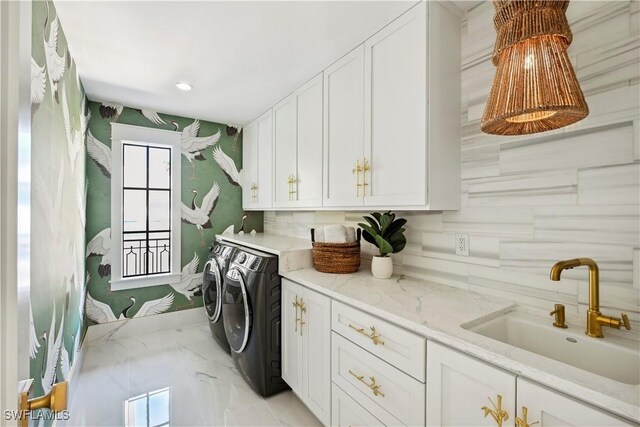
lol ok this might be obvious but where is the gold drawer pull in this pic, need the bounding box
[515,406,538,427]
[348,323,385,345]
[481,394,509,427]
[348,370,385,397]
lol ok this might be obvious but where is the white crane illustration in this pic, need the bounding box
[181,182,220,245]
[212,146,242,186]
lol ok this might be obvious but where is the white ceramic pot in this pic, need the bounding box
[371,256,393,279]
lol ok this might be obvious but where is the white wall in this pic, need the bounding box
[265,1,640,320]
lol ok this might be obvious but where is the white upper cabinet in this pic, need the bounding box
[273,94,298,208]
[364,2,427,207]
[244,0,461,211]
[323,46,366,208]
[294,74,324,208]
[322,1,460,210]
[273,74,324,209]
[242,120,259,209]
[242,110,273,210]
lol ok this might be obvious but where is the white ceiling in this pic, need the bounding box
[54,1,436,126]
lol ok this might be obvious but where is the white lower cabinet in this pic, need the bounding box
[281,279,331,426]
[426,341,516,426]
[332,333,424,426]
[426,341,637,427]
[281,283,635,427]
[332,383,385,427]
[516,378,633,426]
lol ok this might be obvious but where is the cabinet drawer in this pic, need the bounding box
[332,301,426,381]
[332,383,386,427]
[332,333,425,426]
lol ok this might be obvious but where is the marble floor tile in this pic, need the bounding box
[63,321,321,427]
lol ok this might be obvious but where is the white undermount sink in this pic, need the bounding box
[463,308,640,385]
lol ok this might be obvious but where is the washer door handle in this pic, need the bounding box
[228,267,251,354]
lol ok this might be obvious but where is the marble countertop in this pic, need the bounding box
[284,268,640,423]
[216,233,313,274]
[216,233,639,422]
[216,233,312,255]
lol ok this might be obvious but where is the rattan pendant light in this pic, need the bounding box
[481,0,589,135]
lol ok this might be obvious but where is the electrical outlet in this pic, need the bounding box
[455,234,469,256]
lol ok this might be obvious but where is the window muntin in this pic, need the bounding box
[111,123,181,290]
[122,143,172,278]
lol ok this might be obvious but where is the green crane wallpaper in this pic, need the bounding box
[30,0,88,399]
[85,102,263,325]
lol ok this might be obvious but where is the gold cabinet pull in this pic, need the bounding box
[19,379,68,427]
[352,160,363,197]
[250,182,258,202]
[348,370,385,397]
[292,295,302,333]
[298,298,306,336]
[481,394,509,427]
[515,406,539,427]
[348,323,385,345]
[287,174,297,201]
[362,158,370,195]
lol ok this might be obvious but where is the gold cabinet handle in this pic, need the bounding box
[362,158,370,196]
[348,323,385,345]
[348,370,385,397]
[292,295,300,332]
[299,298,306,336]
[19,379,68,427]
[287,174,297,201]
[352,160,363,197]
[481,394,509,427]
[515,406,539,427]
[250,182,258,202]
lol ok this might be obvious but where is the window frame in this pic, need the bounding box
[110,123,182,290]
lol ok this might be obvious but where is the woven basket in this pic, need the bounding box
[311,228,361,274]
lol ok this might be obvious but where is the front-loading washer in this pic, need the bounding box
[202,241,236,353]
[222,246,288,397]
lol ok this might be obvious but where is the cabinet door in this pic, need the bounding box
[323,46,365,207]
[255,110,273,209]
[295,74,324,208]
[426,341,516,426]
[364,2,426,207]
[273,94,297,208]
[281,280,303,395]
[301,287,331,426]
[241,120,259,209]
[332,384,384,427]
[517,378,634,426]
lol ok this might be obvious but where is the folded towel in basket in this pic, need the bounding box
[324,224,347,243]
[345,226,356,243]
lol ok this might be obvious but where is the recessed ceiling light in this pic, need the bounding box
[176,82,192,91]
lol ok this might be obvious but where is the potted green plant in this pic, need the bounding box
[358,211,407,279]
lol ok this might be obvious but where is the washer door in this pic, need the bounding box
[223,268,251,353]
[202,259,223,323]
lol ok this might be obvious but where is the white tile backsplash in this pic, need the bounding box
[265,1,640,320]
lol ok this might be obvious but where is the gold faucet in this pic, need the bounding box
[550,258,631,338]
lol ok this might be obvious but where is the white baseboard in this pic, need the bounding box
[85,307,207,343]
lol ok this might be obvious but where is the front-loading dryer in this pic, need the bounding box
[202,241,236,353]
[222,247,288,397]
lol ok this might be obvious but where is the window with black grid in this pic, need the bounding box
[122,142,172,278]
